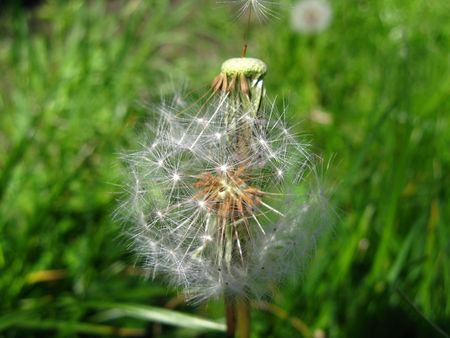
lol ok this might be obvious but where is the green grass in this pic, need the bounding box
[0,0,449,337]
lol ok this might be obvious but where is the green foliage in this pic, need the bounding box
[0,0,448,337]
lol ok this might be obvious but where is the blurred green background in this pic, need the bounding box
[0,0,449,337]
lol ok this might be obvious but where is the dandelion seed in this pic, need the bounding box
[291,0,332,34]
[220,0,279,21]
[219,164,229,173]
[172,172,180,182]
[197,117,206,125]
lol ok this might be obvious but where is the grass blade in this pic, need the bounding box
[86,301,226,332]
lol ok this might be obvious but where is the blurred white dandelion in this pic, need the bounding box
[121,57,331,303]
[291,0,332,34]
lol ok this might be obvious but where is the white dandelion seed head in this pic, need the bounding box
[291,0,332,34]
[120,65,332,302]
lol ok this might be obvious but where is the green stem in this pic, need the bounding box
[225,296,251,338]
[236,298,251,338]
[225,295,236,338]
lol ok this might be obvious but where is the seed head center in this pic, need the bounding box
[193,167,264,221]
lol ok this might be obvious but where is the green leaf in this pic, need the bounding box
[86,301,226,332]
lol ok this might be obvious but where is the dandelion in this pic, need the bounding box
[122,56,331,337]
[220,0,279,21]
[124,58,330,332]
[291,0,332,34]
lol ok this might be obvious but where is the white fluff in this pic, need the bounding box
[291,0,332,34]
[121,89,331,303]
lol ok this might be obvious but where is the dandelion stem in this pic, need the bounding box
[242,7,252,57]
[225,296,251,338]
[225,295,237,338]
[220,56,267,338]
[236,298,251,338]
